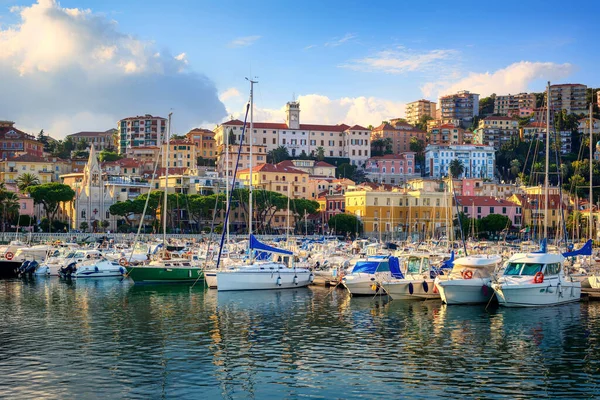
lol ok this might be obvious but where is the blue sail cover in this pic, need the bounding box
[389,256,404,279]
[533,238,548,254]
[351,261,380,274]
[563,239,593,257]
[249,234,293,255]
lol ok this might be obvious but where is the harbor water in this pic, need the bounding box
[1,278,599,399]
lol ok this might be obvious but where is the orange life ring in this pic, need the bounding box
[433,284,439,294]
[534,272,544,284]
[462,270,473,279]
[5,252,14,260]
[119,258,128,267]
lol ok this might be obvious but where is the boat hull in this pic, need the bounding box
[589,275,600,289]
[126,266,204,284]
[436,278,493,305]
[0,261,22,278]
[342,274,382,296]
[217,270,312,291]
[382,279,440,300]
[493,281,581,307]
[205,271,217,288]
[73,264,126,279]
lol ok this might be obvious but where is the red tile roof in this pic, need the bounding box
[68,130,115,137]
[348,124,369,131]
[238,163,309,175]
[525,122,547,128]
[102,158,142,168]
[456,196,518,207]
[5,154,48,163]
[315,161,335,167]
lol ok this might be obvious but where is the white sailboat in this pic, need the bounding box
[491,82,581,307]
[216,79,313,291]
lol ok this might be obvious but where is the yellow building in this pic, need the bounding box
[162,139,198,169]
[237,162,310,199]
[509,193,564,230]
[0,154,70,184]
[186,128,217,160]
[344,186,453,237]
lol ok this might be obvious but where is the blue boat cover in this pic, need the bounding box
[563,239,593,257]
[253,250,273,261]
[249,234,293,255]
[533,238,548,254]
[389,256,404,279]
[351,261,380,274]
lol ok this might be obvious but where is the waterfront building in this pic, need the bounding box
[0,121,44,159]
[117,114,167,155]
[509,193,567,231]
[371,120,426,154]
[439,90,479,124]
[186,128,217,161]
[549,83,588,116]
[474,116,519,149]
[0,153,71,184]
[455,196,522,228]
[67,129,117,152]
[364,153,419,184]
[424,144,495,179]
[494,93,536,116]
[237,162,310,199]
[405,100,437,126]
[214,101,371,167]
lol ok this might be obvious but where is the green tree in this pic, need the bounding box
[479,95,495,116]
[449,159,464,178]
[291,199,320,220]
[509,159,521,177]
[80,221,89,232]
[27,183,76,229]
[101,220,110,231]
[336,163,356,179]
[415,115,434,131]
[315,146,325,161]
[328,213,362,236]
[0,186,19,232]
[15,173,40,192]
[98,150,123,162]
[267,146,290,163]
[109,200,145,225]
[409,137,426,167]
[76,138,88,151]
[480,214,511,234]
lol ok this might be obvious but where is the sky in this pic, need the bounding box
[1,0,598,139]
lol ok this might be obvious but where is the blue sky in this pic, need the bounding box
[0,0,598,136]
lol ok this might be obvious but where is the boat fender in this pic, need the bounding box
[276,276,282,286]
[5,252,14,260]
[557,282,563,298]
[433,284,439,294]
[534,272,544,284]
[293,275,298,285]
[95,266,99,272]
[408,282,414,295]
[119,267,126,275]
[422,281,429,293]
[309,273,314,283]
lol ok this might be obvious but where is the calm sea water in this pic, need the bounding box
[0,278,599,399]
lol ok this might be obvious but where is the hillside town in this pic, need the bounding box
[1,84,599,240]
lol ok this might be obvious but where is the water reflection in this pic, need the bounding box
[0,280,599,399]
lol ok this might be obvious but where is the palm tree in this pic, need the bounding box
[0,189,19,232]
[509,159,521,177]
[316,146,325,161]
[449,159,464,179]
[15,173,40,193]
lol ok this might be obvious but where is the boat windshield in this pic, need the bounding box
[407,257,422,274]
[504,262,544,276]
[375,262,390,272]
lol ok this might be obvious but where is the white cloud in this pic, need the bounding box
[325,33,356,47]
[342,48,457,74]
[219,87,242,102]
[421,61,575,98]
[224,94,405,128]
[0,0,226,138]
[228,35,261,48]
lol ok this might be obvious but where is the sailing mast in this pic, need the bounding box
[544,82,550,241]
[590,100,594,239]
[163,112,172,253]
[246,78,257,238]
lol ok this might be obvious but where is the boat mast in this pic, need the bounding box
[590,100,594,239]
[225,118,230,245]
[164,112,172,250]
[544,81,550,240]
[246,78,257,238]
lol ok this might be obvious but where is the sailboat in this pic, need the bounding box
[126,113,204,284]
[216,79,313,291]
[491,82,581,307]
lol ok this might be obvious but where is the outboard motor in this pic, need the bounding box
[24,261,39,275]
[17,261,30,277]
[59,262,77,278]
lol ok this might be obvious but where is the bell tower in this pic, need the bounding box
[286,101,300,130]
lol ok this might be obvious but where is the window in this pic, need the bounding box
[490,207,494,214]
[477,207,481,213]
[502,207,507,214]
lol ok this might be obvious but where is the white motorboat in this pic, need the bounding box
[342,256,397,296]
[36,249,103,276]
[380,252,449,300]
[71,258,126,278]
[435,254,503,305]
[492,252,581,307]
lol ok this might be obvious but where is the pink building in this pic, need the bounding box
[3,182,35,218]
[455,196,522,227]
[364,153,419,184]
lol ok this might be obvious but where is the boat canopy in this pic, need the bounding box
[249,235,293,255]
[389,256,403,279]
[562,239,592,258]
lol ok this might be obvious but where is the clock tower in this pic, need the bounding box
[286,101,300,130]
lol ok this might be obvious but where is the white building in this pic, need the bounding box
[214,101,370,167]
[425,144,495,179]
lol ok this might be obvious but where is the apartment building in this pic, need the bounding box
[237,162,310,199]
[428,124,465,145]
[117,114,167,154]
[425,144,495,179]
[371,120,426,154]
[0,121,44,159]
[162,139,197,169]
[186,128,217,160]
[0,154,71,184]
[67,129,117,151]
[455,196,522,227]
[364,153,419,184]
[494,93,536,116]
[474,116,519,149]
[549,84,588,115]
[214,102,371,167]
[439,90,479,124]
[405,100,437,125]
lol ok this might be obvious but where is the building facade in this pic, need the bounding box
[405,100,437,125]
[187,128,216,161]
[364,153,419,184]
[494,93,536,116]
[0,121,44,159]
[237,163,311,199]
[425,144,495,179]
[67,129,117,151]
[439,90,479,124]
[371,121,426,154]
[475,116,519,149]
[117,114,167,155]
[549,84,588,116]
[0,154,71,184]
[214,102,371,167]
[455,196,522,228]
[428,124,465,145]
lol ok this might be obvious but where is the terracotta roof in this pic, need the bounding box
[315,161,335,167]
[455,196,518,207]
[550,83,585,87]
[221,119,353,133]
[483,116,517,121]
[0,126,36,140]
[168,139,195,145]
[238,163,309,175]
[348,124,369,131]
[68,130,115,137]
[525,122,547,128]
[102,158,142,168]
[512,194,566,209]
[5,153,48,163]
